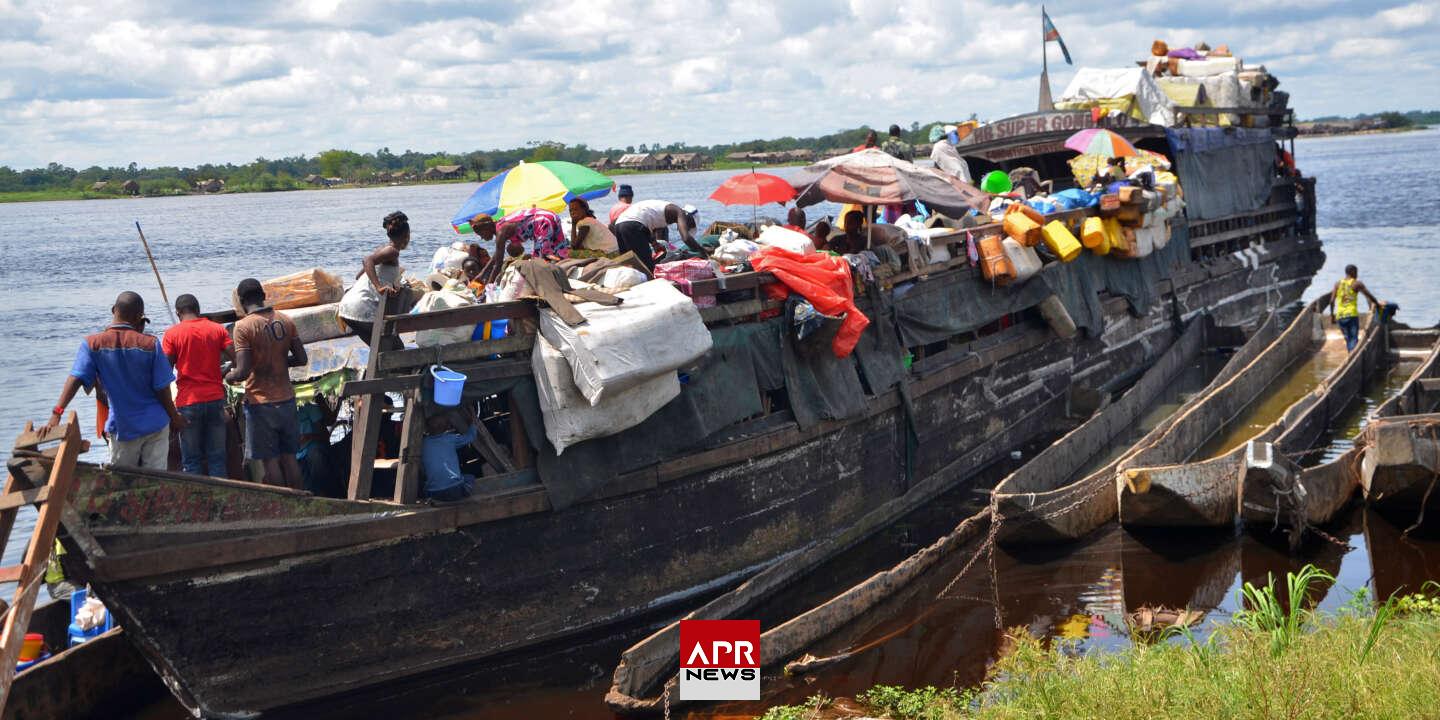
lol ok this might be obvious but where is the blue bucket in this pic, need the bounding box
[431,365,466,406]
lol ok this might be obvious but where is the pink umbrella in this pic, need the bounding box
[1064,128,1139,158]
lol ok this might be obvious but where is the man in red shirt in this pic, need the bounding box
[162,294,234,476]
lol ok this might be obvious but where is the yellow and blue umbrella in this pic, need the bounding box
[450,160,614,233]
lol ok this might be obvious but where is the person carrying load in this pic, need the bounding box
[1328,264,1384,352]
[614,199,705,271]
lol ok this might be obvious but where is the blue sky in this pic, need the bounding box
[1,0,1435,169]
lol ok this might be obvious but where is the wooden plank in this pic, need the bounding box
[340,358,532,398]
[686,272,776,296]
[0,486,49,513]
[0,566,22,584]
[0,414,82,707]
[1188,217,1293,249]
[699,299,783,325]
[471,423,515,474]
[89,485,552,582]
[509,394,533,469]
[387,301,537,334]
[378,333,535,372]
[347,301,393,501]
[393,391,425,505]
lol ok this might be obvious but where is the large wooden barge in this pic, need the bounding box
[9,108,1324,717]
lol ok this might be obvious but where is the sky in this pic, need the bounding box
[1,0,1436,169]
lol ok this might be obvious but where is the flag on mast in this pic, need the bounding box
[1042,9,1072,65]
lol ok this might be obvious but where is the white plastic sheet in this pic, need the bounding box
[531,334,679,455]
[538,279,712,406]
[1059,67,1178,126]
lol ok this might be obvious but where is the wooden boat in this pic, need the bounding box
[2,599,164,720]
[1117,296,1379,528]
[1242,326,1440,540]
[21,108,1324,717]
[992,316,1244,545]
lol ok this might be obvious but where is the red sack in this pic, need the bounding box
[751,246,869,358]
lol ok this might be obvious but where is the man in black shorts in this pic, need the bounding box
[225,278,308,488]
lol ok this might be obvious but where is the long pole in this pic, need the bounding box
[134,221,177,324]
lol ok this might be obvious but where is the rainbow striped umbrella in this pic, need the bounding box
[450,160,614,233]
[1063,128,1139,159]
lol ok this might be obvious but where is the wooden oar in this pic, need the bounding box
[134,221,176,325]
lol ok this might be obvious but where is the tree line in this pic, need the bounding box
[0,122,940,197]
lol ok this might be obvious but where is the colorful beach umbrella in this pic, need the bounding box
[1067,149,1172,186]
[450,160,613,232]
[1063,128,1139,158]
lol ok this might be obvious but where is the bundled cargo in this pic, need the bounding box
[538,280,712,406]
[287,303,350,344]
[233,268,343,314]
[532,334,680,455]
[755,225,815,255]
[411,289,477,347]
[654,259,719,308]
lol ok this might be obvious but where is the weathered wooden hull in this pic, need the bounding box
[1361,414,1440,517]
[40,237,1322,717]
[1238,312,1389,533]
[993,318,1210,545]
[1118,297,1335,527]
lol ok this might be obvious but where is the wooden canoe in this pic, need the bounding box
[1118,296,1380,528]
[1242,326,1440,540]
[993,316,1236,545]
[1357,332,1440,525]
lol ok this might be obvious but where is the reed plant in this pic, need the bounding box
[1231,564,1334,656]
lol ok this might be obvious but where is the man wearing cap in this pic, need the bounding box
[225,278,308,489]
[47,291,185,468]
[614,199,705,271]
[162,294,235,476]
[608,184,634,225]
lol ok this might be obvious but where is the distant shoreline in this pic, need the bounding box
[0,160,809,205]
[1295,125,1429,139]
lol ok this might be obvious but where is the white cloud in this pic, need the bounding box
[0,0,1434,168]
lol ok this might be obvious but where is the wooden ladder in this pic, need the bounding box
[0,414,84,708]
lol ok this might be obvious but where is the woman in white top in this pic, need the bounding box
[568,198,619,258]
[339,210,409,349]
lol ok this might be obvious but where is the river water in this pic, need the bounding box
[0,129,1437,718]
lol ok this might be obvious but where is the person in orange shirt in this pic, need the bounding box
[161,294,235,476]
[226,278,308,488]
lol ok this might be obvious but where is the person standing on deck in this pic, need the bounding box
[880,124,914,162]
[608,184,634,225]
[47,291,184,468]
[226,278,308,489]
[931,125,974,184]
[614,199,705,271]
[1329,264,1383,352]
[339,211,410,350]
[161,294,234,476]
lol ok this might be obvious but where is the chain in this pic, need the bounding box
[662,683,671,720]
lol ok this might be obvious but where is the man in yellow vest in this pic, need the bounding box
[1328,264,1382,351]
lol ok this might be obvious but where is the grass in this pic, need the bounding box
[757,566,1440,720]
[0,189,116,203]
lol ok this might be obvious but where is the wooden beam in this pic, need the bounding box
[378,333,535,372]
[89,484,552,582]
[347,300,393,501]
[508,394,533,470]
[0,566,22,584]
[0,486,49,513]
[471,423,515,474]
[340,358,532,398]
[387,300,537,334]
[393,391,425,505]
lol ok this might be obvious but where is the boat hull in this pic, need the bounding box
[48,237,1323,717]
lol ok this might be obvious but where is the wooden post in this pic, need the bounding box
[508,394,533,469]
[347,299,393,500]
[0,414,82,710]
[393,390,425,504]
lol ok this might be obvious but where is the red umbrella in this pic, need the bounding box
[710,170,797,226]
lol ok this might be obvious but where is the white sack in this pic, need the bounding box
[601,267,649,290]
[714,239,761,264]
[430,242,470,275]
[411,289,476,347]
[531,334,679,455]
[1058,67,1177,126]
[1177,56,1241,78]
[539,279,712,406]
[755,225,815,255]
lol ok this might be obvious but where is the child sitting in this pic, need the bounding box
[421,407,478,502]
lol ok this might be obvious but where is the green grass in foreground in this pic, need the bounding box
[760,571,1440,720]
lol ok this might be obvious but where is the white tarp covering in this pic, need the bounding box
[1059,67,1178,126]
[531,334,680,455]
[538,279,713,406]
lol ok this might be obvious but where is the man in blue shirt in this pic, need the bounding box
[48,291,184,468]
[421,408,477,502]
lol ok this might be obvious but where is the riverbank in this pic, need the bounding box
[1295,125,1429,139]
[758,574,1440,720]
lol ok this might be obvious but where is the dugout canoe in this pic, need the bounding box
[1118,296,1377,528]
[1242,325,1440,542]
[991,315,1244,545]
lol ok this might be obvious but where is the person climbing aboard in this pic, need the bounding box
[1328,264,1384,352]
